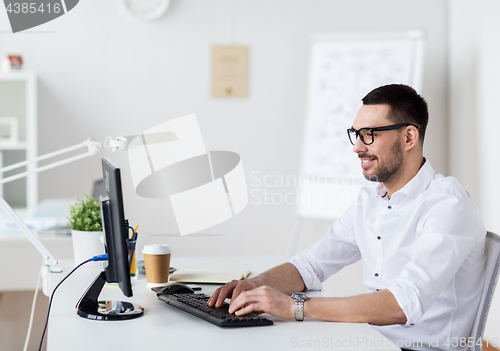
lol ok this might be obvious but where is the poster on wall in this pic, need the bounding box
[211,45,249,98]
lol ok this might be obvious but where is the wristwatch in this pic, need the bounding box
[291,292,308,321]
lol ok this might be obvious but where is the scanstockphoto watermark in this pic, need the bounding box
[289,337,500,349]
[249,171,373,206]
[289,336,396,348]
[3,0,79,33]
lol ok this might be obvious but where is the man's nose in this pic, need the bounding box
[352,135,368,154]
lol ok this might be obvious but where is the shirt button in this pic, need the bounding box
[377,236,381,240]
[374,273,379,277]
[388,205,392,210]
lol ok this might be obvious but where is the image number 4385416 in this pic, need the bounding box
[3,0,79,33]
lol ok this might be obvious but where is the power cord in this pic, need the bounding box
[23,264,42,351]
[38,254,108,351]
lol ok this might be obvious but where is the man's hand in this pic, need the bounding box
[228,285,295,320]
[208,281,296,320]
[207,279,258,308]
[207,263,306,319]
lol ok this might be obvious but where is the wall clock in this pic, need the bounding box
[123,0,170,21]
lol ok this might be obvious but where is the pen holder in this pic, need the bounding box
[128,239,138,279]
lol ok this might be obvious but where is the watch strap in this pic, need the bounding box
[294,298,304,321]
[292,292,307,321]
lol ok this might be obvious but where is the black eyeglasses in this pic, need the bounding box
[347,123,419,146]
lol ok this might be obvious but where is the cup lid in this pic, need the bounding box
[142,244,172,255]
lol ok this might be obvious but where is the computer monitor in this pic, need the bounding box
[76,157,144,321]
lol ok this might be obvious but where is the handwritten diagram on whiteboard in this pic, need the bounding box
[297,31,425,220]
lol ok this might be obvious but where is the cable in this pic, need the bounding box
[23,264,42,351]
[38,254,108,351]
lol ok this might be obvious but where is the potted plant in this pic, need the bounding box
[68,195,105,265]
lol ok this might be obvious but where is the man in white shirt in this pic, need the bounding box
[208,84,486,350]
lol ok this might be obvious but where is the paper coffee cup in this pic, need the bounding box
[143,244,172,288]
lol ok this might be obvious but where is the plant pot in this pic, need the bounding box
[71,230,105,265]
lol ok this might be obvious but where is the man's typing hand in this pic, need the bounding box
[207,279,258,308]
[207,263,306,319]
[228,285,295,320]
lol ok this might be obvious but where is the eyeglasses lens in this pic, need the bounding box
[348,129,373,145]
[348,130,356,145]
[360,129,373,145]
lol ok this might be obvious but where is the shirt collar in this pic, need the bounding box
[375,182,389,198]
[374,159,435,200]
[394,159,436,199]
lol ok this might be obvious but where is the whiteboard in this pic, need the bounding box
[296,31,425,220]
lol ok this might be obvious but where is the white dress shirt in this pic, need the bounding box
[288,160,486,351]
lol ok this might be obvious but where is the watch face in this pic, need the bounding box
[123,0,170,21]
[292,292,308,300]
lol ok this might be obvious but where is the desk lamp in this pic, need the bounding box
[0,136,151,295]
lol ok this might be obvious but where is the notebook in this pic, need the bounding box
[169,267,251,284]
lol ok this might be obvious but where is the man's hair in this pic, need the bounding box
[362,84,429,145]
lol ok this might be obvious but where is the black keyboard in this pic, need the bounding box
[157,292,274,328]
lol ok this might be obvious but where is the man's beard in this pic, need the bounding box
[361,141,404,184]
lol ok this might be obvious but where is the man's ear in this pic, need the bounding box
[405,126,419,151]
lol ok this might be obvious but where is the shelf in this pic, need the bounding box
[0,70,36,81]
[0,71,37,212]
[0,142,29,150]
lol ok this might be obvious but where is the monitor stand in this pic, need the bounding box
[76,271,144,320]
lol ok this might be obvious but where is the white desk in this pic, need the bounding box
[47,257,399,351]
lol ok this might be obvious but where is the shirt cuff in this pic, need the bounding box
[287,255,323,291]
[387,282,423,326]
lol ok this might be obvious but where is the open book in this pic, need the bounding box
[169,267,251,284]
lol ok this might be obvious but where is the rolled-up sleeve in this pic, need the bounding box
[288,203,361,291]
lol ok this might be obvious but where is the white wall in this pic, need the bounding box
[448,0,480,200]
[475,0,500,343]
[0,0,449,259]
[449,0,500,342]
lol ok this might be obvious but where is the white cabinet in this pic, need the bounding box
[0,71,37,213]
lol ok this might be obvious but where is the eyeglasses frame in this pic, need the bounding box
[347,123,419,146]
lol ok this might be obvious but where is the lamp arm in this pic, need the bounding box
[0,152,93,185]
[0,196,58,267]
[0,138,102,175]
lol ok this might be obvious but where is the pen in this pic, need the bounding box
[129,226,138,268]
[130,225,138,241]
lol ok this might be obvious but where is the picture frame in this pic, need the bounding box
[0,117,19,143]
